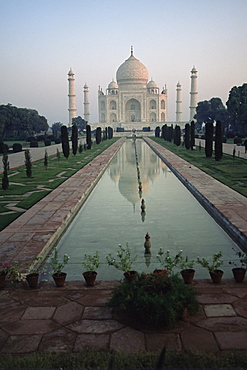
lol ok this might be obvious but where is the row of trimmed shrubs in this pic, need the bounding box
[0,139,61,153]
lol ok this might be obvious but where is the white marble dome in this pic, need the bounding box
[116,53,148,85]
[108,80,118,89]
[147,79,158,88]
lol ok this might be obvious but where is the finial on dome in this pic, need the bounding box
[131,45,133,56]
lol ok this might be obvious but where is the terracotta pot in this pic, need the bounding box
[124,271,137,283]
[26,273,39,288]
[181,269,195,284]
[209,269,224,284]
[83,271,97,286]
[232,267,246,283]
[0,272,6,289]
[52,272,67,287]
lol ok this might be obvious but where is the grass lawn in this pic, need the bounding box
[152,138,247,198]
[0,139,118,231]
[0,349,247,369]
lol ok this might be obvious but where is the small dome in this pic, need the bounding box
[108,80,118,89]
[147,79,158,88]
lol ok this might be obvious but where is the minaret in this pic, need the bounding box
[176,82,182,122]
[68,68,76,127]
[83,83,90,123]
[189,66,198,121]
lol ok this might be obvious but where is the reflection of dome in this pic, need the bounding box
[116,50,148,86]
[147,79,157,88]
[108,80,118,89]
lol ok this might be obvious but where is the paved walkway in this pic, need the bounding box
[0,137,247,355]
[194,138,247,160]
[0,279,247,354]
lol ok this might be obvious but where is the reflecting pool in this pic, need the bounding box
[45,138,239,280]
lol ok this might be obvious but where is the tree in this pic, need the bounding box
[108,127,113,139]
[71,124,78,155]
[155,126,160,138]
[61,125,70,158]
[86,125,91,149]
[72,116,87,132]
[25,150,32,178]
[52,122,63,138]
[205,122,214,158]
[190,121,195,150]
[215,120,223,161]
[44,149,48,169]
[184,123,191,149]
[96,127,101,144]
[2,152,9,190]
[194,98,228,132]
[226,83,247,134]
[0,104,48,139]
[174,125,181,146]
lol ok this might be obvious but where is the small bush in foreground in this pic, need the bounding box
[107,272,199,329]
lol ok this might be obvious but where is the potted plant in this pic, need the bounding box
[82,251,101,286]
[0,263,11,289]
[156,248,183,275]
[178,253,195,284]
[229,248,247,283]
[197,251,224,283]
[106,243,138,283]
[50,248,70,287]
[25,257,43,289]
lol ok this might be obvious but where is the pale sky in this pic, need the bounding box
[0,0,246,126]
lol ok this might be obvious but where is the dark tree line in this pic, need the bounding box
[194,83,247,134]
[0,104,48,139]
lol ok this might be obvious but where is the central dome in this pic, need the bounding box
[116,50,148,86]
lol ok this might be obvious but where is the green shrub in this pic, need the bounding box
[44,139,51,146]
[13,143,22,152]
[107,272,199,329]
[54,138,61,144]
[234,137,242,145]
[30,141,38,148]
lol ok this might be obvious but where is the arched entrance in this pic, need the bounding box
[125,99,141,122]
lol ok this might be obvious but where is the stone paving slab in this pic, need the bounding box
[0,279,246,354]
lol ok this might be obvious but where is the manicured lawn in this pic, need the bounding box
[0,139,118,231]
[152,138,247,198]
[0,349,247,369]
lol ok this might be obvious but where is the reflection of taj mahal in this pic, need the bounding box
[108,139,168,207]
[98,47,168,128]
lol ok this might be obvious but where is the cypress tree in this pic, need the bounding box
[71,124,78,155]
[184,123,191,149]
[174,125,181,146]
[61,125,70,158]
[86,125,91,149]
[190,121,195,150]
[205,122,214,157]
[215,120,223,161]
[2,152,9,190]
[96,127,102,144]
[44,149,48,170]
[155,126,160,138]
[25,149,32,178]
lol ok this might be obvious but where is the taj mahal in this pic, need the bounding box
[68,47,198,130]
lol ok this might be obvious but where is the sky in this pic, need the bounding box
[0,0,246,126]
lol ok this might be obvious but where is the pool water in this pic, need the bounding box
[44,138,240,281]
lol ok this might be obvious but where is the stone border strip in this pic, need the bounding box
[144,138,247,251]
[0,138,125,266]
